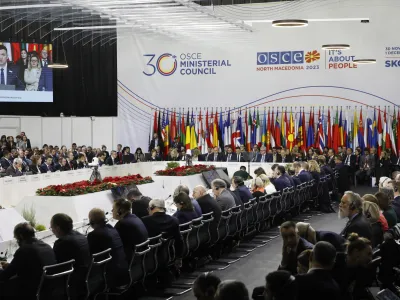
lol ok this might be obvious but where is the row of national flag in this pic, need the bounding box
[151,107,400,157]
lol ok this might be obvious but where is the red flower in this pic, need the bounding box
[155,164,215,176]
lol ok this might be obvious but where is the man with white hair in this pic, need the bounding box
[142,199,183,266]
[255,146,272,163]
[5,157,23,177]
[211,179,235,211]
[339,191,372,240]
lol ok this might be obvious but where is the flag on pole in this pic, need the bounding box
[307,108,314,150]
[302,108,306,154]
[270,108,276,148]
[198,110,204,153]
[171,110,177,143]
[367,116,373,149]
[233,110,243,147]
[153,110,158,134]
[377,108,383,156]
[383,107,388,151]
[190,111,197,149]
[219,109,224,149]
[262,109,267,147]
[287,109,295,150]
[327,107,332,148]
[224,110,230,147]
[339,108,344,147]
[256,108,261,147]
[358,108,365,151]
[161,110,166,142]
[389,108,397,155]
[353,110,359,151]
[281,109,286,148]
[164,110,170,155]
[266,108,271,150]
[317,113,325,152]
[185,110,191,150]
[275,109,281,147]
[298,108,304,150]
[246,108,251,151]
[213,110,219,148]
[397,109,400,155]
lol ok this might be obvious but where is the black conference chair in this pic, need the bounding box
[36,259,75,300]
[85,248,112,300]
[179,221,193,259]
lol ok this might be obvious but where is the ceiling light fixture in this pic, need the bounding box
[322,44,350,50]
[353,59,376,64]
[272,19,308,28]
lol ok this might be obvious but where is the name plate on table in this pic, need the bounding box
[54,172,61,178]
[66,171,75,177]
[18,176,28,183]
[30,175,40,182]
[3,177,15,185]
[44,173,52,180]
[76,170,84,175]
[102,166,111,170]
[112,166,118,170]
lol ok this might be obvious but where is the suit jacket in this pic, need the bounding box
[207,153,223,162]
[255,153,273,162]
[5,165,22,177]
[230,189,244,209]
[271,176,291,192]
[149,138,164,152]
[114,213,149,261]
[171,141,183,150]
[216,189,236,211]
[53,231,91,283]
[87,224,128,284]
[327,156,336,169]
[192,199,202,217]
[282,155,293,163]
[273,153,283,163]
[0,157,12,169]
[391,196,400,222]
[67,159,78,170]
[321,165,334,177]
[292,176,302,187]
[105,156,119,166]
[335,163,350,193]
[40,163,53,173]
[131,196,151,219]
[284,173,295,187]
[59,164,71,172]
[223,153,238,162]
[0,64,22,89]
[296,269,340,300]
[173,210,198,224]
[195,194,221,242]
[340,213,372,241]
[142,212,183,257]
[236,185,253,204]
[31,165,41,174]
[343,154,356,169]
[298,170,312,183]
[0,238,56,296]
[38,66,53,91]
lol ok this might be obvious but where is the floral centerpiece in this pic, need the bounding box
[155,164,215,176]
[36,174,153,196]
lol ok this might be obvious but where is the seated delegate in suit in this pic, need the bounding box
[0,150,12,170]
[40,156,54,173]
[67,151,78,170]
[375,191,397,228]
[211,178,236,211]
[235,147,247,163]
[207,146,223,162]
[278,221,314,275]
[296,242,340,300]
[149,149,161,161]
[51,213,91,297]
[192,185,222,242]
[87,208,128,287]
[167,148,180,161]
[0,223,57,298]
[58,157,71,171]
[224,147,238,162]
[293,162,313,183]
[121,146,137,164]
[231,176,253,204]
[5,158,23,177]
[334,155,350,194]
[112,199,149,262]
[270,165,292,192]
[339,191,372,241]
[0,45,23,90]
[30,155,42,174]
[126,188,152,219]
[255,146,273,162]
[142,199,183,267]
[296,222,346,251]
[172,184,202,217]
[173,192,198,224]
[149,133,163,153]
[105,150,119,165]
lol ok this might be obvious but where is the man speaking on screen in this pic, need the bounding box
[0,45,22,90]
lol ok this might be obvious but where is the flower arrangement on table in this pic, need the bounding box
[36,174,153,196]
[155,164,215,176]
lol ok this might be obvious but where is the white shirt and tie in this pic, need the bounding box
[0,64,8,85]
[261,155,266,162]
[345,155,351,166]
[227,154,232,162]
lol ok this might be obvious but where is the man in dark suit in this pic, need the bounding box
[343,147,356,181]
[211,179,236,210]
[112,199,149,262]
[224,146,238,162]
[272,147,283,163]
[6,158,23,177]
[279,221,314,275]
[67,151,78,170]
[248,145,259,162]
[142,199,183,266]
[193,185,222,227]
[339,191,372,240]
[0,223,57,298]
[126,188,152,219]
[51,213,91,297]
[271,165,292,191]
[0,150,12,170]
[235,146,247,163]
[0,45,23,90]
[149,133,163,153]
[296,242,340,300]
[327,148,336,169]
[207,146,223,162]
[335,155,350,194]
[199,147,213,161]
[171,137,183,150]
[293,162,312,183]
[40,156,54,173]
[255,146,273,162]
[87,208,128,287]
[105,150,120,166]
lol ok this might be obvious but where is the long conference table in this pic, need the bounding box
[0,161,279,208]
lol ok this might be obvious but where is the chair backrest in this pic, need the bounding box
[145,234,162,276]
[198,212,214,246]
[228,205,241,236]
[218,208,232,242]
[129,240,151,287]
[260,194,271,221]
[188,216,203,252]
[36,259,75,300]
[84,248,112,299]
[270,191,281,217]
[179,221,193,258]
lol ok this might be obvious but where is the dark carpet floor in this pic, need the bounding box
[155,185,379,300]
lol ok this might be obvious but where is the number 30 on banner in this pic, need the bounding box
[143,53,178,76]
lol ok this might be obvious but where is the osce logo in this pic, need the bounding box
[256,50,320,71]
[143,53,178,76]
[257,51,305,65]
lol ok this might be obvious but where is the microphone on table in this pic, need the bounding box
[165,194,172,201]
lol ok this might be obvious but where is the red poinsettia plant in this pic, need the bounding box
[36,174,153,196]
[155,164,215,176]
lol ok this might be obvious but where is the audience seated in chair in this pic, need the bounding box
[375,191,397,228]
[231,176,253,204]
[173,192,198,224]
[173,184,203,217]
[339,191,372,241]
[278,221,314,275]
[126,187,152,219]
[0,223,57,298]
[211,179,236,211]
[251,177,266,199]
[112,198,149,262]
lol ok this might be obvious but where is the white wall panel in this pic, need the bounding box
[42,118,62,147]
[61,117,72,147]
[0,117,19,140]
[92,117,113,150]
[20,117,42,148]
[71,118,91,147]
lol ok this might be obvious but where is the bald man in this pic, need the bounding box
[192,185,221,243]
[87,208,128,287]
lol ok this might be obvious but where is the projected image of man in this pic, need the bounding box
[0,45,21,90]
[38,47,53,91]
